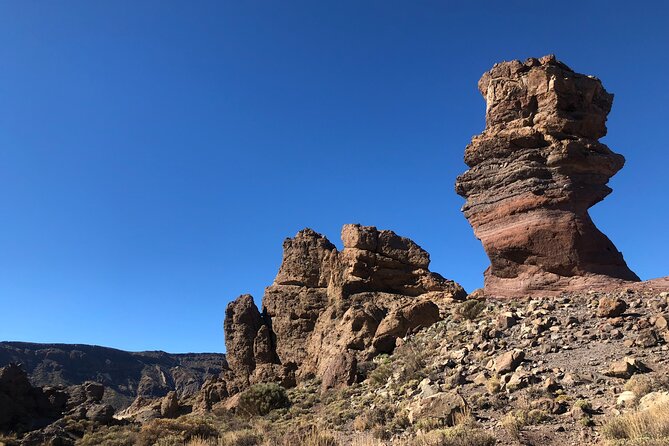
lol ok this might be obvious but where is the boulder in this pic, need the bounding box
[455,55,639,297]
[492,349,525,375]
[407,391,468,426]
[638,391,669,411]
[597,297,627,318]
[0,363,62,433]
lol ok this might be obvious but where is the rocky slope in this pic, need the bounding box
[0,363,118,445]
[455,55,639,297]
[220,224,466,396]
[0,342,226,410]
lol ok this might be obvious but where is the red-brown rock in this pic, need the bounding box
[455,55,639,297]
[219,224,466,396]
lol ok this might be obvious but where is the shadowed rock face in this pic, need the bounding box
[455,55,639,297]
[222,224,466,392]
[0,342,226,410]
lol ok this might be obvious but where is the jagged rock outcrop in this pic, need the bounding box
[0,363,118,444]
[455,55,639,297]
[218,224,465,398]
[0,363,63,434]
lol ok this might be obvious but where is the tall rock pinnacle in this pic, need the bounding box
[455,55,639,297]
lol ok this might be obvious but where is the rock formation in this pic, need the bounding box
[219,224,465,397]
[0,363,117,444]
[455,55,639,297]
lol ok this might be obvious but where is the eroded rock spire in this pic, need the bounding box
[455,55,639,297]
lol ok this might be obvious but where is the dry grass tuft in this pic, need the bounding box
[603,402,669,444]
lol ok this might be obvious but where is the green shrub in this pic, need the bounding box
[237,383,290,417]
[137,417,218,446]
[457,300,486,321]
[77,425,139,446]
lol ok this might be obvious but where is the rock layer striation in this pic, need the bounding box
[455,55,639,297]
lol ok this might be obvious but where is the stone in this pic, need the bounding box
[159,391,179,418]
[605,357,649,379]
[372,300,441,353]
[496,312,516,330]
[492,349,525,374]
[455,55,639,298]
[605,360,635,379]
[194,376,229,412]
[85,404,115,424]
[221,225,465,394]
[0,363,63,433]
[616,391,636,407]
[638,391,669,411]
[407,391,467,426]
[597,297,627,318]
[635,330,659,348]
[224,294,266,385]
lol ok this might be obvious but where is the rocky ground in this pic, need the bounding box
[4,285,669,446]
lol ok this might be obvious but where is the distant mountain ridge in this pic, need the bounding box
[0,341,227,410]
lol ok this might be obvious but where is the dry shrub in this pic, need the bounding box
[78,425,139,446]
[603,402,669,442]
[456,300,486,321]
[237,383,290,418]
[185,430,260,446]
[625,374,669,403]
[404,418,496,446]
[138,417,218,446]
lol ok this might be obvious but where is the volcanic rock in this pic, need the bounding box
[0,363,61,433]
[597,296,628,318]
[219,224,465,396]
[455,55,639,297]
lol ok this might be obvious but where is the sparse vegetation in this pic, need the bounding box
[237,383,290,418]
[137,417,219,446]
[456,300,486,321]
[603,402,669,444]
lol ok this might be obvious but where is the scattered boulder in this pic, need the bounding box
[616,391,636,407]
[638,391,669,411]
[492,349,525,375]
[597,297,627,318]
[407,391,467,426]
[455,55,639,298]
[605,357,649,379]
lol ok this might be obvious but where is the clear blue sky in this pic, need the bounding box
[1,1,667,353]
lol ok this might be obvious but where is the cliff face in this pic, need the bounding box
[455,55,639,297]
[222,224,466,393]
[0,342,226,410]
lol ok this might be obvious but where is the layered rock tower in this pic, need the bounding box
[222,224,465,394]
[455,55,639,297]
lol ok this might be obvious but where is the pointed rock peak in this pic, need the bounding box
[274,228,337,288]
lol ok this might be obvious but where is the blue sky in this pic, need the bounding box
[1,1,667,353]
